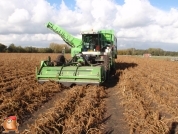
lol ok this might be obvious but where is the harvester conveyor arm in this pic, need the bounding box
[46,22,83,48]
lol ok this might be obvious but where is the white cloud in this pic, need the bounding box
[119,43,126,47]
[154,8,178,27]
[8,9,29,23]
[115,0,158,28]
[0,0,178,51]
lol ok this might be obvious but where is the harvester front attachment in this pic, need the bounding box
[36,60,104,87]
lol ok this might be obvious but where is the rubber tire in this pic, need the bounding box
[110,65,116,76]
[103,55,110,80]
[56,55,65,66]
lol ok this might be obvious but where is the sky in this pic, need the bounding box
[0,0,178,51]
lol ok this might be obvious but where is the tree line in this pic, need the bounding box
[0,43,178,56]
[0,43,71,53]
[118,48,178,56]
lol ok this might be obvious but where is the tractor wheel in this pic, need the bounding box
[110,65,116,76]
[103,55,110,80]
[46,56,54,66]
[55,55,65,66]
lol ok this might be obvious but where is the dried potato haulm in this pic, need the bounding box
[1,53,178,133]
[116,56,178,134]
[22,86,107,134]
[0,53,63,133]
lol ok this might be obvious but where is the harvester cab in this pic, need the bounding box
[36,22,117,87]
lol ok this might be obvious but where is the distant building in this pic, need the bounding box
[143,53,151,57]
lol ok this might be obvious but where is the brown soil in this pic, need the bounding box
[17,78,130,133]
[18,89,68,133]
[1,54,178,134]
[103,62,135,134]
[105,84,130,134]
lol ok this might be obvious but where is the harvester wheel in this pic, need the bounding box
[110,65,116,76]
[103,55,110,80]
[55,55,65,66]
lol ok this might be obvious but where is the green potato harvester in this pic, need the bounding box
[36,22,117,86]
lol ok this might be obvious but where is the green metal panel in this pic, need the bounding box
[36,66,104,84]
[99,30,115,42]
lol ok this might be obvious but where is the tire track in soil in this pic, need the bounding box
[104,75,130,134]
[18,88,68,133]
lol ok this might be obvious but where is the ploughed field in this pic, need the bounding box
[0,53,178,134]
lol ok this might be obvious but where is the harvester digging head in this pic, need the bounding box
[36,54,104,87]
